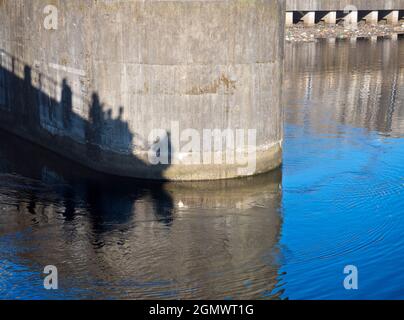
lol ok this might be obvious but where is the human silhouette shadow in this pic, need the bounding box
[0,49,171,179]
[0,127,173,234]
[0,49,174,234]
[61,79,73,129]
[85,93,105,161]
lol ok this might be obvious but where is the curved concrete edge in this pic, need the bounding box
[103,139,282,181]
[0,116,282,181]
[102,140,283,181]
[91,140,282,181]
[150,141,284,181]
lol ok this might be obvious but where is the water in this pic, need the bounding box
[0,38,403,300]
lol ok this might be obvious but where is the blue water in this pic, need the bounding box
[280,38,404,299]
[0,38,403,299]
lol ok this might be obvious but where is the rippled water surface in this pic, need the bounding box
[1,38,404,299]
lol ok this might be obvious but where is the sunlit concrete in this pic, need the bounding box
[0,0,285,181]
[344,10,359,28]
[384,10,400,24]
[323,11,337,24]
[302,11,316,26]
[364,11,379,24]
[286,12,294,26]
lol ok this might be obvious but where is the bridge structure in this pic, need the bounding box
[1,0,402,180]
[0,0,284,181]
[285,0,404,26]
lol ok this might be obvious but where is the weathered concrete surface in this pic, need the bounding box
[0,0,285,181]
[286,0,404,11]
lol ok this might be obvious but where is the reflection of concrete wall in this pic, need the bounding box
[284,40,404,137]
[0,0,284,180]
[286,0,404,10]
[0,164,283,299]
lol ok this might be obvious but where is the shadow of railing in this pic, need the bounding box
[0,48,176,231]
[0,49,170,179]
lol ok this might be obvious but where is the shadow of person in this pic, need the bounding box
[101,106,133,155]
[0,53,175,239]
[61,79,73,130]
[22,66,32,115]
[23,65,40,128]
[85,93,104,161]
[0,127,174,235]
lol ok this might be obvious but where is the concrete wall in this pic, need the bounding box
[286,0,404,11]
[0,0,284,180]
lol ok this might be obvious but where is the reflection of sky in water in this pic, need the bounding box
[0,38,404,300]
[280,38,404,299]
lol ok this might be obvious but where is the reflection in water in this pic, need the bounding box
[1,38,404,300]
[282,38,404,299]
[0,130,282,299]
[285,38,404,136]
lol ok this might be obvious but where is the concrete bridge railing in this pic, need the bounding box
[286,0,404,11]
[285,0,404,26]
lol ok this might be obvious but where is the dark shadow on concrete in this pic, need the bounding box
[315,11,329,24]
[336,11,348,24]
[0,127,174,234]
[294,11,304,24]
[85,92,105,161]
[0,49,171,180]
[0,124,283,299]
[61,79,73,129]
[357,10,373,22]
[0,49,174,232]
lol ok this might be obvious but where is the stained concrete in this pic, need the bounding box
[0,0,285,180]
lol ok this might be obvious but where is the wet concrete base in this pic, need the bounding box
[0,112,283,181]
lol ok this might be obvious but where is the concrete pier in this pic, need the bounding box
[384,10,400,24]
[0,0,285,181]
[344,10,359,28]
[323,11,337,25]
[302,12,316,26]
[364,11,379,24]
[286,12,294,26]
[286,1,404,11]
